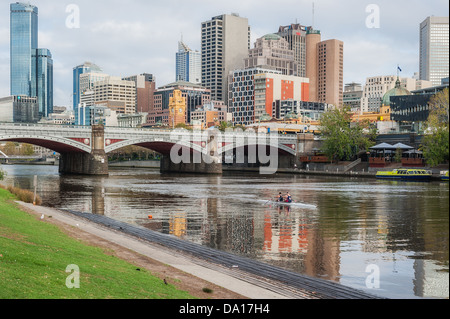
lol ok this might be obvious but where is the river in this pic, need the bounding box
[1,164,448,299]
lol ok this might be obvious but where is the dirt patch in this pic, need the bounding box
[20,205,247,300]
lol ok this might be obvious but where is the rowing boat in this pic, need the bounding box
[264,200,317,209]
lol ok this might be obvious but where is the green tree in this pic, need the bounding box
[319,106,375,163]
[421,88,449,167]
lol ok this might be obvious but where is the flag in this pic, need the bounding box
[398,66,402,72]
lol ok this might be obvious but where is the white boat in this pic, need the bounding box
[263,200,317,209]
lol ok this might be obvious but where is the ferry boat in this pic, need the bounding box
[376,169,432,181]
[441,171,449,181]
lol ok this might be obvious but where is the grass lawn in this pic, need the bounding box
[0,188,196,299]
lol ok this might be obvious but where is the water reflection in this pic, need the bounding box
[1,165,448,299]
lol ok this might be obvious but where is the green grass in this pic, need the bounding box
[0,188,196,299]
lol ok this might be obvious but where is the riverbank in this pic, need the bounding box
[0,189,247,299]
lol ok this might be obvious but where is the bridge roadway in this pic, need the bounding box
[0,123,310,175]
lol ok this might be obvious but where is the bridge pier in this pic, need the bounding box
[59,125,109,176]
[160,155,222,174]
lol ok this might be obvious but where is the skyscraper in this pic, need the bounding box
[306,29,344,107]
[10,2,53,118]
[33,48,53,117]
[245,33,300,76]
[176,41,201,84]
[10,2,38,97]
[73,62,103,110]
[419,16,449,86]
[201,13,251,104]
[277,23,309,77]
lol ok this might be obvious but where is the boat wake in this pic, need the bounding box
[258,199,317,210]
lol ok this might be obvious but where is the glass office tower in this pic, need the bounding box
[73,62,103,110]
[33,48,53,117]
[10,2,38,96]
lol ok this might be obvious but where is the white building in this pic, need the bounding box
[420,16,449,86]
[176,41,201,85]
[360,75,432,113]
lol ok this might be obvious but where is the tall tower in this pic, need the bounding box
[277,24,309,77]
[168,89,186,128]
[176,41,201,84]
[201,13,251,104]
[10,2,38,97]
[305,29,321,102]
[419,16,449,86]
[33,48,53,117]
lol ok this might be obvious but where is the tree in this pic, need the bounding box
[319,106,375,163]
[421,88,449,167]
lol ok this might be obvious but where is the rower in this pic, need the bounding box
[277,192,284,202]
[285,192,292,203]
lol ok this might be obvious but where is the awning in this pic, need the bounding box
[370,143,394,150]
[392,143,414,150]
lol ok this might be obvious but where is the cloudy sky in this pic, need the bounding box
[0,0,448,107]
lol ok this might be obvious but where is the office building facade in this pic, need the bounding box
[305,29,344,107]
[10,2,38,97]
[277,23,310,78]
[73,62,103,110]
[245,33,300,76]
[419,16,449,86]
[33,48,53,117]
[176,41,201,84]
[0,95,39,123]
[123,73,156,114]
[10,2,53,118]
[201,13,251,104]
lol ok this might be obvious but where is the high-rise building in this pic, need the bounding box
[419,16,449,86]
[277,23,309,77]
[245,34,300,76]
[305,29,344,107]
[201,13,251,104]
[176,41,201,84]
[228,67,309,125]
[33,48,53,117]
[92,76,136,114]
[10,2,38,97]
[123,73,156,114]
[73,62,103,110]
[317,39,344,107]
[10,2,53,118]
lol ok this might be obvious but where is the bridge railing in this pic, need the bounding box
[0,122,92,131]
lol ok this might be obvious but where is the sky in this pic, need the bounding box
[0,0,448,107]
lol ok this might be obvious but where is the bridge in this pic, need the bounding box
[0,123,314,175]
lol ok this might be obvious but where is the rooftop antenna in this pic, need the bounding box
[312,2,315,29]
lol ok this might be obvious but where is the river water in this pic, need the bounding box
[1,164,448,299]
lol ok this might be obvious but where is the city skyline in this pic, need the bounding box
[0,0,448,107]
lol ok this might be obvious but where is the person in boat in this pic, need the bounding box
[277,192,284,202]
[285,192,292,203]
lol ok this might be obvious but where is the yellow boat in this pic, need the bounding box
[441,171,449,181]
[376,169,432,181]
